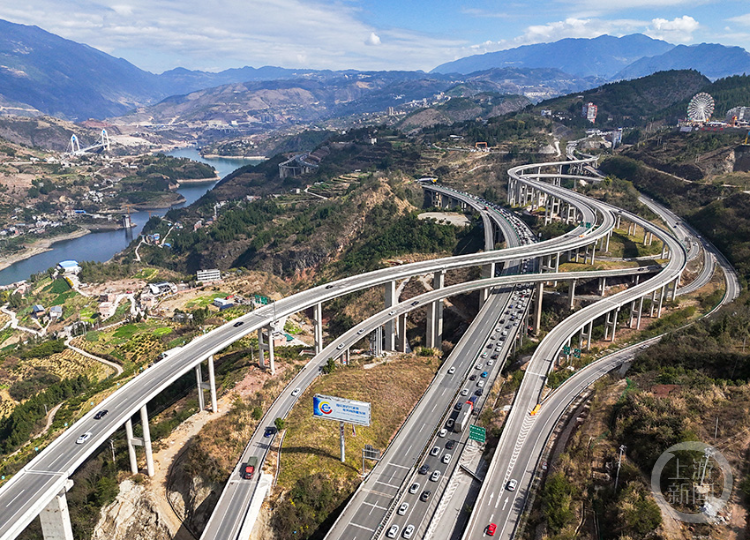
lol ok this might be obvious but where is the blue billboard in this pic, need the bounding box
[313,394,371,426]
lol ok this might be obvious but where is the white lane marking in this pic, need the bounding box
[5,489,25,507]
[502,497,509,511]
[374,480,401,490]
[388,463,410,470]
[349,523,375,532]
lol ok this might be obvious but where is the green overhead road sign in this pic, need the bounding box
[563,346,571,355]
[574,348,582,358]
[469,425,486,444]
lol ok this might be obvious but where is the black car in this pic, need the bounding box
[411,301,419,306]
[446,440,456,450]
[491,354,498,359]
[420,490,432,502]
[469,375,477,381]
[454,402,463,411]
[94,410,109,420]
[418,464,430,475]
[325,284,334,289]
[264,426,278,438]
[475,389,484,396]
[233,321,244,327]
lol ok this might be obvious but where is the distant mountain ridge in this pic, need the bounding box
[432,34,675,78]
[613,43,750,81]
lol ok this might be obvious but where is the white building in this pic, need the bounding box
[197,269,222,283]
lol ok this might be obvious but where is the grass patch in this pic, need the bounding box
[153,327,173,337]
[278,353,437,490]
[185,292,228,309]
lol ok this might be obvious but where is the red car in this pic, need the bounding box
[487,523,497,536]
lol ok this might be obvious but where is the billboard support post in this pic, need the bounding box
[340,422,345,463]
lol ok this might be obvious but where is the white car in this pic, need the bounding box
[76,432,92,445]
[507,479,518,491]
[291,388,301,396]
[337,343,345,350]
[430,470,441,482]
[448,367,456,375]
[430,446,441,456]
[398,502,409,515]
[442,454,451,464]
[477,380,485,388]
[461,388,469,396]
[409,482,421,494]
[357,328,365,334]
[403,525,415,539]
[438,429,447,438]
[475,364,482,370]
[387,525,399,538]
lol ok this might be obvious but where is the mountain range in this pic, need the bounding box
[1,17,750,122]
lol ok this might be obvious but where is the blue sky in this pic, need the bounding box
[1,0,749,73]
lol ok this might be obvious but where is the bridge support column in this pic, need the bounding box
[534,282,544,335]
[598,277,607,296]
[568,279,576,310]
[604,312,612,341]
[384,281,397,351]
[195,364,205,411]
[657,285,666,318]
[40,481,75,540]
[398,314,408,353]
[426,270,445,350]
[636,296,644,330]
[314,302,323,355]
[610,308,620,341]
[616,214,621,229]
[208,355,218,411]
[628,300,636,328]
[480,264,493,307]
[586,321,593,351]
[648,290,656,317]
[605,231,611,253]
[669,278,678,301]
[259,327,276,374]
[140,406,155,477]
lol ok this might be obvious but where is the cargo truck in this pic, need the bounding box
[454,401,474,433]
[241,457,259,479]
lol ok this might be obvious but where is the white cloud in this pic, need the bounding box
[646,15,699,43]
[0,0,464,72]
[560,0,709,17]
[365,32,381,46]
[516,17,646,44]
[728,13,750,27]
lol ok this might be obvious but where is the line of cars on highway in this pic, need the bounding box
[383,285,532,539]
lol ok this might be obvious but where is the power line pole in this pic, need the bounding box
[614,444,626,491]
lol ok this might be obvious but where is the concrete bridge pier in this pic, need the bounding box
[533,282,544,335]
[636,296,644,329]
[657,285,666,318]
[397,314,408,353]
[124,406,155,477]
[40,480,74,540]
[568,279,577,310]
[586,320,594,351]
[598,277,607,296]
[426,270,445,349]
[649,289,657,318]
[610,308,621,341]
[480,264,494,307]
[259,327,276,374]
[314,302,323,355]
[384,281,397,350]
[194,356,218,413]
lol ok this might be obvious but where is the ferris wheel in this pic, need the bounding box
[687,92,715,123]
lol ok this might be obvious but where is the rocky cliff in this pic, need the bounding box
[91,479,173,540]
